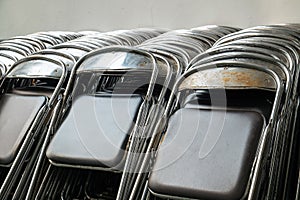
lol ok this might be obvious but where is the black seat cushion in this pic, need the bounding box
[0,94,47,165]
[149,108,264,200]
[46,94,142,169]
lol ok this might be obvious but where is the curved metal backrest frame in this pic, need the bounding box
[190,47,290,74]
[187,53,292,120]
[151,53,173,103]
[194,25,241,33]
[208,40,300,99]
[0,52,18,62]
[0,40,36,53]
[52,43,93,52]
[190,29,221,42]
[33,49,77,63]
[171,31,214,47]
[221,36,300,87]
[64,46,158,105]
[33,49,77,72]
[0,46,28,56]
[9,36,47,49]
[214,31,300,47]
[242,25,300,41]
[36,33,65,43]
[67,41,100,49]
[191,27,226,38]
[139,43,190,66]
[190,40,296,70]
[213,36,300,98]
[165,61,283,120]
[189,44,291,71]
[83,34,119,45]
[3,55,67,106]
[109,32,139,45]
[29,34,60,45]
[96,34,126,45]
[0,61,6,77]
[142,35,207,52]
[0,44,33,56]
[82,36,113,46]
[69,39,106,48]
[211,40,295,70]
[146,48,182,79]
[216,37,300,62]
[189,51,290,91]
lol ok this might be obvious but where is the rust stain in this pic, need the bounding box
[178,68,274,91]
[222,71,261,86]
[223,77,231,83]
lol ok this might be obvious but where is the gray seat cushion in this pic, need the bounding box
[46,94,142,169]
[0,94,47,165]
[149,108,264,200]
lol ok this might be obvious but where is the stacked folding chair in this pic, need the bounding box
[147,24,300,200]
[0,54,70,200]
[0,29,163,200]
[0,31,85,200]
[139,25,241,69]
[19,29,164,200]
[0,31,83,77]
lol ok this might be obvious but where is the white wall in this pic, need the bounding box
[0,0,300,38]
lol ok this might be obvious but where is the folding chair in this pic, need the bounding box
[41,46,160,199]
[148,59,284,200]
[22,29,164,200]
[0,55,67,200]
